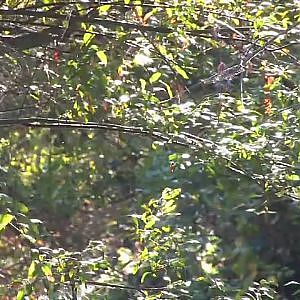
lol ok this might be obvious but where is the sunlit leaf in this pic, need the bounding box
[41,264,52,277]
[99,4,111,12]
[96,50,108,65]
[287,174,300,181]
[169,153,178,161]
[149,72,162,84]
[173,65,189,79]
[140,78,147,92]
[16,289,25,300]
[135,6,143,17]
[28,261,36,279]
[141,271,151,283]
[0,213,14,231]
[163,199,176,213]
[144,216,156,229]
[17,202,29,214]
[83,32,94,46]
[162,188,181,200]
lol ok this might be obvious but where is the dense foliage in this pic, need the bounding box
[0,0,299,299]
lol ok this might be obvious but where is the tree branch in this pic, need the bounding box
[0,27,63,50]
[0,117,190,147]
[0,117,297,202]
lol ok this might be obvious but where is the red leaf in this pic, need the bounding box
[53,49,60,63]
[264,97,272,115]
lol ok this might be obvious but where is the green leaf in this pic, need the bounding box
[162,188,181,200]
[132,264,139,275]
[152,141,166,151]
[17,202,29,214]
[140,247,149,259]
[169,153,178,161]
[232,18,240,26]
[16,289,25,300]
[28,261,36,279]
[83,32,94,46]
[158,44,168,56]
[30,93,40,101]
[173,65,189,79]
[135,6,143,17]
[144,216,156,229]
[162,226,171,232]
[141,271,151,284]
[0,213,14,231]
[73,100,79,110]
[69,269,75,279]
[96,50,108,65]
[163,199,176,213]
[149,72,162,84]
[140,78,147,92]
[99,4,111,12]
[124,0,130,4]
[287,174,300,181]
[162,81,173,98]
[41,264,52,276]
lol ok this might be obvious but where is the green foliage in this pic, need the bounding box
[0,213,14,232]
[0,0,299,299]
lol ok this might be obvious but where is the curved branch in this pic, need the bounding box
[0,117,297,202]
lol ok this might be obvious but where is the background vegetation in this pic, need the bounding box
[0,0,299,299]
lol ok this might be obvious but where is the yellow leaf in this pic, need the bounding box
[232,18,240,26]
[0,213,14,231]
[162,188,181,200]
[83,32,94,46]
[28,261,36,279]
[96,50,108,65]
[41,264,52,277]
[135,6,143,17]
[174,65,189,79]
[99,4,111,13]
[149,72,162,84]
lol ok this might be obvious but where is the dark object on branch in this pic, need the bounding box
[0,27,63,50]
